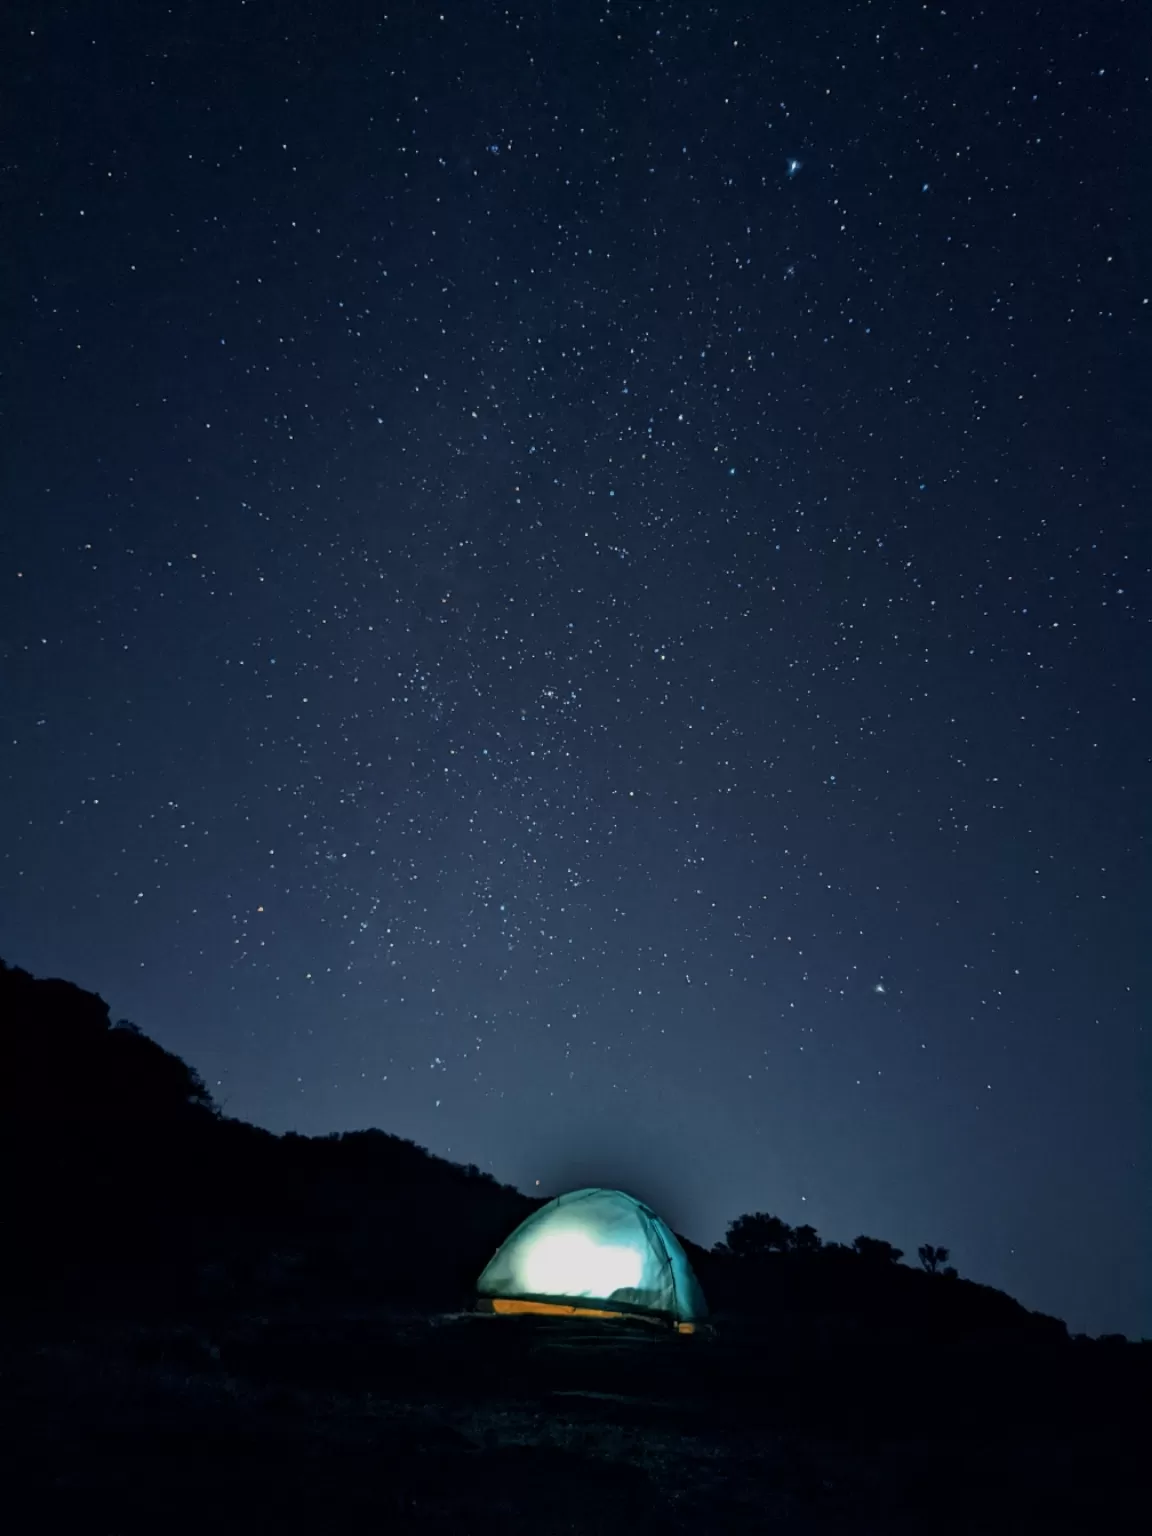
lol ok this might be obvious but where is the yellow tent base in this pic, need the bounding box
[487,1297,696,1334]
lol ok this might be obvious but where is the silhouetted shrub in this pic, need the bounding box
[724,1211,794,1256]
[918,1243,951,1274]
[852,1234,904,1264]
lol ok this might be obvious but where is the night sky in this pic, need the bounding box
[2,1,1147,1338]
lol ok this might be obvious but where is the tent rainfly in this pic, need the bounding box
[476,1187,708,1333]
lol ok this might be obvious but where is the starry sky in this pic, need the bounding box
[2,1,1147,1338]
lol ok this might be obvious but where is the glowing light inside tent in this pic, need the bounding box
[521,1228,644,1299]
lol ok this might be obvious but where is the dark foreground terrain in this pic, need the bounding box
[4,1302,1145,1534]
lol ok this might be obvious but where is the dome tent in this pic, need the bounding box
[477,1187,708,1333]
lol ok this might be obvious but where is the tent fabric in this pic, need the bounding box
[476,1187,708,1329]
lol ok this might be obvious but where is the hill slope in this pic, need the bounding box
[1,955,1068,1341]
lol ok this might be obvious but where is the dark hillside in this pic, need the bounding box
[2,957,535,1311]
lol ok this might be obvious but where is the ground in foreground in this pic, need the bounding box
[2,1305,1144,1533]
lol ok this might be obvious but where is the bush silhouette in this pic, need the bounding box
[919,1244,951,1274]
[852,1234,904,1264]
[724,1211,794,1256]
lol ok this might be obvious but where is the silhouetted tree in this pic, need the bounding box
[852,1234,904,1264]
[918,1243,951,1273]
[789,1223,822,1253]
[725,1211,794,1256]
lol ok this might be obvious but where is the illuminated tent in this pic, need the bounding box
[477,1187,708,1333]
